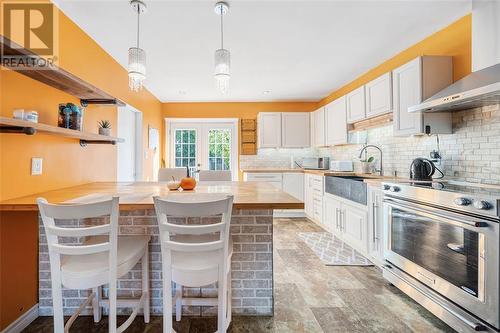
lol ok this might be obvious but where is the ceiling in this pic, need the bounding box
[55,0,471,103]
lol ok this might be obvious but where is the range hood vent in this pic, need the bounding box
[410,0,499,113]
[408,63,500,113]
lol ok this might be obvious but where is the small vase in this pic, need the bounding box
[99,127,111,136]
[360,162,372,174]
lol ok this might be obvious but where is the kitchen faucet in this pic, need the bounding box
[358,144,383,176]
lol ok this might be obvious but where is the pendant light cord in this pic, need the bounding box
[136,4,140,49]
[220,5,224,49]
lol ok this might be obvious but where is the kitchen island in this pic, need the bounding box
[0,181,303,318]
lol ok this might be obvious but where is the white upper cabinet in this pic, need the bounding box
[258,112,282,148]
[325,96,347,146]
[311,107,326,147]
[365,72,393,118]
[258,112,310,149]
[346,86,366,123]
[393,56,453,136]
[281,112,310,148]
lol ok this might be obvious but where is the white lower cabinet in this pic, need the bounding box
[342,202,368,254]
[304,173,324,225]
[244,172,304,217]
[368,186,384,266]
[282,173,304,201]
[304,174,314,219]
[244,172,283,190]
[323,195,342,238]
[323,193,368,255]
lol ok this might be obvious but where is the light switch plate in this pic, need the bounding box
[31,157,43,175]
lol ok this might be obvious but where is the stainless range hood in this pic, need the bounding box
[410,0,500,113]
[408,63,500,113]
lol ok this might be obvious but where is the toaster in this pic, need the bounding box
[329,160,354,172]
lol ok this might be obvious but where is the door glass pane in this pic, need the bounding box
[391,208,480,297]
[174,129,196,170]
[208,129,231,170]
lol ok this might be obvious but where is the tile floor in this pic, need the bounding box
[23,218,454,333]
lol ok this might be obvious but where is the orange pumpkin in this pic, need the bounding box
[180,177,197,190]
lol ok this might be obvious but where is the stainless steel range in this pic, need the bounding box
[381,181,500,332]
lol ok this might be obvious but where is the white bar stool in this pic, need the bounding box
[198,170,232,181]
[37,197,151,333]
[158,168,188,182]
[153,194,234,333]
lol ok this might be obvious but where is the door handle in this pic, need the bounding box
[336,208,340,229]
[417,271,436,285]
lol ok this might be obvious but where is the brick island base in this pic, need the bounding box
[38,208,274,317]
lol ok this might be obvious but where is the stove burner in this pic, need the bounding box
[411,181,500,198]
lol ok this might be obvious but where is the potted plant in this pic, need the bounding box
[360,156,374,174]
[98,120,111,136]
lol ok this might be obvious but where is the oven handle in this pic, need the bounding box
[384,198,489,230]
[384,265,488,331]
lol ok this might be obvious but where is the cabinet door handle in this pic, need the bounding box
[372,202,377,243]
[342,209,346,230]
[336,208,340,229]
[338,209,344,231]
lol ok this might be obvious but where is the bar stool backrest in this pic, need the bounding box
[158,168,188,182]
[153,194,233,267]
[198,170,232,181]
[37,197,119,287]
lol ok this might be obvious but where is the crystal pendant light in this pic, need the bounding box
[214,2,230,94]
[128,0,147,92]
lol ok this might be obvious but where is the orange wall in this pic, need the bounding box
[162,102,318,119]
[0,211,39,330]
[0,4,162,329]
[0,3,163,201]
[0,71,118,200]
[318,14,472,106]
[56,11,163,181]
[162,102,317,170]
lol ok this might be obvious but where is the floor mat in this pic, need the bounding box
[298,232,373,266]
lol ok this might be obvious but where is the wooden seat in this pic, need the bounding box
[198,170,232,181]
[158,168,188,182]
[60,235,150,290]
[153,194,234,333]
[37,197,150,333]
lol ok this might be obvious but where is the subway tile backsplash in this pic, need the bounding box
[240,104,500,185]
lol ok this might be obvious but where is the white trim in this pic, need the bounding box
[167,118,238,124]
[165,118,239,180]
[274,209,306,218]
[1,304,38,333]
[117,104,143,182]
[134,112,144,181]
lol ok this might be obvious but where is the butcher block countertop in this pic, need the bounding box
[0,181,304,211]
[242,168,393,178]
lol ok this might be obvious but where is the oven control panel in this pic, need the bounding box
[473,200,493,210]
[380,181,499,219]
[454,197,471,206]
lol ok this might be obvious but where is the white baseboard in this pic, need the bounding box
[274,209,306,218]
[1,304,38,333]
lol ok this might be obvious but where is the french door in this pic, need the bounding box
[167,119,238,180]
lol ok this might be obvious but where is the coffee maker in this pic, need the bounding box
[409,158,436,181]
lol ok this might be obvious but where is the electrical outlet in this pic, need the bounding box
[31,158,43,175]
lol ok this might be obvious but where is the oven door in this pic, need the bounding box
[384,197,499,328]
